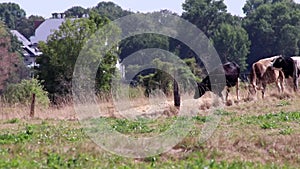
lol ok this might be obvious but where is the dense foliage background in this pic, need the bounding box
[1,0,300,103]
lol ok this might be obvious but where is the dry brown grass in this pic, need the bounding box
[0,83,300,167]
[201,121,300,166]
[1,82,299,120]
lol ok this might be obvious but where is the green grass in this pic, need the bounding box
[0,109,299,168]
[230,111,300,131]
[6,118,20,124]
[276,100,291,107]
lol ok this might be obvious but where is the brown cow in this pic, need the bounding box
[260,66,284,98]
[249,56,284,98]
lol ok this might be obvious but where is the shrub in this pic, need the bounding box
[3,79,50,107]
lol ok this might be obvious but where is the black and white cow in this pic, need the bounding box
[272,56,300,91]
[194,62,240,102]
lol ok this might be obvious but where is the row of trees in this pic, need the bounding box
[243,0,300,64]
[182,0,300,70]
[1,0,300,104]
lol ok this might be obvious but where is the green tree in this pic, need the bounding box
[131,57,197,97]
[119,33,170,61]
[3,79,50,107]
[182,0,227,37]
[181,0,250,70]
[278,24,300,56]
[14,15,44,39]
[212,23,250,71]
[0,3,44,39]
[243,0,272,15]
[243,0,300,65]
[37,14,118,102]
[91,2,132,20]
[64,6,88,18]
[0,2,26,29]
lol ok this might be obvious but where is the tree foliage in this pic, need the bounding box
[91,2,132,20]
[3,78,50,107]
[182,0,227,37]
[0,21,27,93]
[21,15,44,39]
[119,33,170,61]
[181,0,251,71]
[243,0,300,65]
[64,6,88,18]
[37,14,118,102]
[212,23,250,71]
[0,3,44,39]
[0,2,25,29]
[5,0,300,102]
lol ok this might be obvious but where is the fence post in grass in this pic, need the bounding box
[30,93,36,118]
[173,79,180,107]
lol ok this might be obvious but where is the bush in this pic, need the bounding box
[3,79,50,107]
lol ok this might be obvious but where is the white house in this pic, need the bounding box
[10,30,42,68]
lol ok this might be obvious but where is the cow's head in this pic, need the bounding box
[272,56,285,69]
[194,76,211,99]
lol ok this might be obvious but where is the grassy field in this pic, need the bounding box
[0,88,300,168]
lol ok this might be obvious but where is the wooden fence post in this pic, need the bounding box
[30,93,36,118]
[173,79,180,107]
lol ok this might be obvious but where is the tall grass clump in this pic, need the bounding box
[3,78,50,107]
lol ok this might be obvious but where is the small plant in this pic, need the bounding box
[3,78,50,107]
[260,121,277,129]
[276,100,291,107]
[0,125,34,144]
[193,116,207,123]
[214,110,235,116]
[6,118,19,124]
[112,118,154,134]
[279,127,293,135]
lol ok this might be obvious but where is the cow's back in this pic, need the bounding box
[249,55,281,89]
[256,56,279,72]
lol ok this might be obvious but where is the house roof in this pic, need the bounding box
[30,19,65,44]
[10,30,31,46]
[10,30,42,57]
[22,46,42,57]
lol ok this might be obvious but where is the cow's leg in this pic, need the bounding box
[292,77,296,91]
[225,86,230,102]
[236,79,239,101]
[276,79,281,93]
[293,77,298,92]
[255,79,261,92]
[262,82,267,99]
[280,78,284,93]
